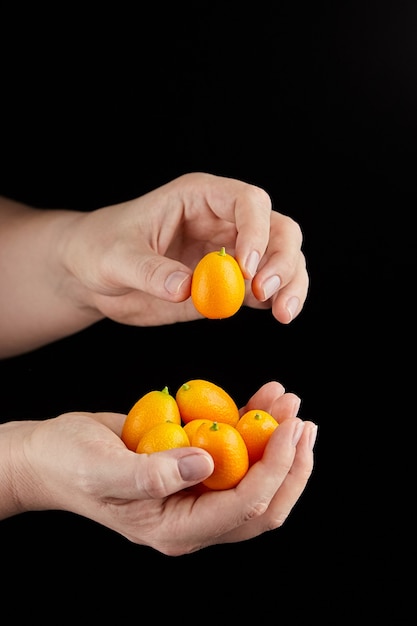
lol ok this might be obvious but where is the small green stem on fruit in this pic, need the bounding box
[161,386,170,394]
[210,422,220,431]
[219,246,226,256]
[182,383,190,391]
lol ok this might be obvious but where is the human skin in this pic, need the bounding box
[0,172,308,359]
[0,172,314,555]
[0,381,317,556]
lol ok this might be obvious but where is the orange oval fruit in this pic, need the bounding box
[236,409,279,465]
[176,379,240,427]
[191,421,249,490]
[121,386,181,451]
[191,246,245,319]
[136,421,190,454]
[183,418,213,442]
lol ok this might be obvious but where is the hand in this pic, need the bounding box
[64,172,308,327]
[2,381,317,555]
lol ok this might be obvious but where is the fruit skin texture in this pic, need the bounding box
[183,418,213,442]
[121,386,181,451]
[191,246,245,319]
[136,422,190,454]
[176,379,240,427]
[191,421,249,490]
[236,409,279,465]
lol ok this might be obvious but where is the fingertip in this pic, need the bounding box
[285,296,300,322]
[164,271,192,296]
[244,250,260,279]
[306,422,318,450]
[178,452,214,482]
[271,295,301,324]
[292,419,306,446]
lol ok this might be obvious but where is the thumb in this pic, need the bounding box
[121,252,193,302]
[110,447,214,500]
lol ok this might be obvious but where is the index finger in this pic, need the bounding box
[187,173,273,279]
[232,182,273,279]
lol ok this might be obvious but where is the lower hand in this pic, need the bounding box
[5,381,317,555]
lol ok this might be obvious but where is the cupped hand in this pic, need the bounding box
[63,172,309,327]
[18,381,316,556]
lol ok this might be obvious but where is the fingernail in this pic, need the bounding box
[286,296,300,321]
[165,271,191,295]
[246,250,260,277]
[308,424,318,450]
[292,420,305,445]
[291,397,301,417]
[262,275,281,300]
[178,454,213,481]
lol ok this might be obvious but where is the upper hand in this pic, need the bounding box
[64,172,309,327]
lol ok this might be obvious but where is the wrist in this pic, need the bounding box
[54,211,104,318]
[0,420,44,520]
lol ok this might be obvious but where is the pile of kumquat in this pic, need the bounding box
[121,378,279,491]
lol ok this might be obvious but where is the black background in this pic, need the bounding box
[1,2,415,621]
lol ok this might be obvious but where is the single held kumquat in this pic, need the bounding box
[121,386,181,451]
[176,378,240,427]
[191,246,245,319]
[236,409,279,465]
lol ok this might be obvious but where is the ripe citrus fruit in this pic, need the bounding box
[191,246,245,319]
[191,421,249,490]
[236,409,279,465]
[176,378,240,427]
[183,418,213,442]
[136,421,190,453]
[121,386,181,451]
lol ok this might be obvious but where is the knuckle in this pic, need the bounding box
[243,497,271,520]
[247,184,272,211]
[135,255,162,283]
[288,216,303,242]
[267,511,290,530]
[139,458,173,499]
